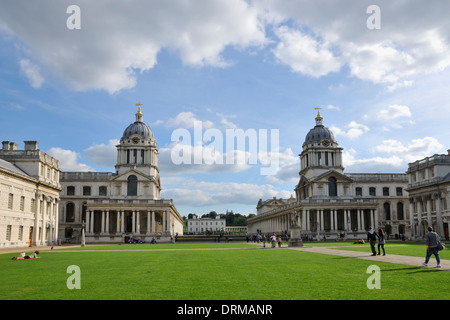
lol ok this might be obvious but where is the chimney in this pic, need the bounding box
[24,141,39,151]
[2,141,9,150]
[9,142,18,150]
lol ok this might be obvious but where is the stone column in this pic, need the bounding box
[106,210,110,234]
[409,201,415,239]
[90,210,94,233]
[147,211,151,235]
[151,211,155,233]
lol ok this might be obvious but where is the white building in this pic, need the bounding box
[0,141,61,248]
[58,106,183,243]
[406,150,450,240]
[187,216,226,234]
[248,111,411,240]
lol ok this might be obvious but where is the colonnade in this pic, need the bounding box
[84,209,171,235]
[249,207,378,237]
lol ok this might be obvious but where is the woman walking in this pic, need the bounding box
[377,228,386,256]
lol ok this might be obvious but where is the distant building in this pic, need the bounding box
[58,106,183,244]
[187,216,226,234]
[0,141,61,248]
[406,150,450,240]
[248,111,411,240]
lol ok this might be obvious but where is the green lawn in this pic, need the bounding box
[1,242,449,300]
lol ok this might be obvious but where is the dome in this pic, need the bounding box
[303,112,337,147]
[121,106,154,141]
[122,121,154,140]
[304,126,336,145]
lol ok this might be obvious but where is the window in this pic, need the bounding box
[66,203,75,222]
[356,187,362,196]
[99,186,107,196]
[396,187,403,196]
[83,186,91,196]
[328,177,337,197]
[397,202,404,220]
[20,196,25,211]
[325,152,329,166]
[127,175,138,196]
[67,186,75,196]
[18,226,23,241]
[369,187,376,196]
[383,187,390,196]
[8,193,13,209]
[6,225,12,241]
[384,202,391,220]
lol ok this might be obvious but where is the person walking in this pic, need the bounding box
[377,228,386,256]
[422,226,441,268]
[367,227,379,256]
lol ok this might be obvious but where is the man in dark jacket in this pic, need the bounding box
[367,226,380,256]
[422,227,441,268]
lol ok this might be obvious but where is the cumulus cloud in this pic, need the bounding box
[0,0,267,94]
[161,179,291,207]
[272,26,342,77]
[84,139,119,169]
[343,136,444,172]
[47,147,95,172]
[331,121,370,139]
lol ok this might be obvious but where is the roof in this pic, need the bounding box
[0,158,31,177]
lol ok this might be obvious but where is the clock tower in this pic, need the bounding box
[115,105,160,198]
[299,109,344,180]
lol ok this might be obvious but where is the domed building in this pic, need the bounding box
[248,110,412,241]
[58,105,183,244]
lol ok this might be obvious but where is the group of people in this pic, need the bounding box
[247,233,284,248]
[367,227,387,256]
[367,226,443,268]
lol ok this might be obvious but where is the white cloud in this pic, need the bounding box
[331,121,369,139]
[343,136,444,172]
[47,147,94,172]
[161,179,291,207]
[272,26,342,77]
[84,139,119,169]
[372,137,444,161]
[19,59,44,88]
[376,105,412,122]
[166,112,214,129]
[0,0,267,94]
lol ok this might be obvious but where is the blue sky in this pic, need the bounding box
[1,1,449,216]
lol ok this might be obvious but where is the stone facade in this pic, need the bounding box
[0,141,61,248]
[406,150,450,240]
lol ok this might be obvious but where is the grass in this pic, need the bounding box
[0,242,449,300]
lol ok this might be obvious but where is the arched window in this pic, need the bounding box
[384,202,391,220]
[397,202,404,220]
[127,175,138,196]
[328,177,337,197]
[66,203,75,222]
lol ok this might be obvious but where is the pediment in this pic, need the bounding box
[312,170,353,183]
[112,169,153,182]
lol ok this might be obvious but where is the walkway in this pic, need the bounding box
[288,245,450,271]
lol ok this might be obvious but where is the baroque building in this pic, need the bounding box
[0,141,61,248]
[248,111,411,240]
[58,106,183,244]
[406,150,450,240]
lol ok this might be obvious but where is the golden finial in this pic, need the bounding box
[315,107,322,118]
[136,103,143,114]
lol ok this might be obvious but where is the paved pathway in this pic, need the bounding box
[287,245,450,271]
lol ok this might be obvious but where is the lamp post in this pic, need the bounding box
[81,220,86,247]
